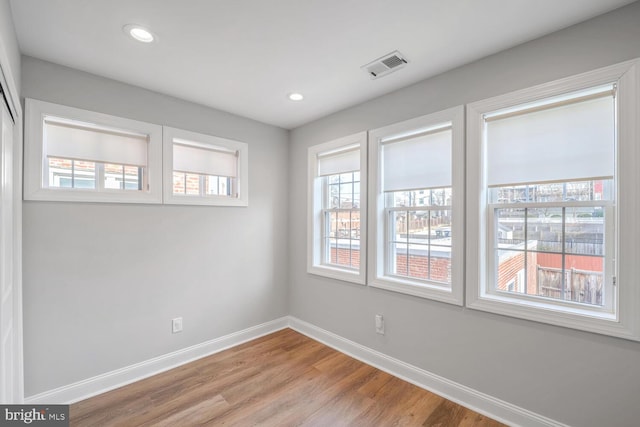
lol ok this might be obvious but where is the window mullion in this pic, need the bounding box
[561,206,567,301]
[524,207,528,295]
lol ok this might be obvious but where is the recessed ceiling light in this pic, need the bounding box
[288,93,304,101]
[123,24,155,43]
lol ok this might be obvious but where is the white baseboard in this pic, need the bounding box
[25,315,565,427]
[288,316,567,427]
[25,317,289,404]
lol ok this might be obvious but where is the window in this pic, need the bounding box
[163,126,248,206]
[467,60,640,340]
[24,99,162,203]
[308,132,367,284]
[368,107,464,305]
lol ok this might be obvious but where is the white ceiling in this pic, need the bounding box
[10,0,636,129]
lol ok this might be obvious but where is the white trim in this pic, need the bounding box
[162,126,249,207]
[0,28,24,404]
[0,26,21,122]
[25,317,288,404]
[466,59,640,340]
[25,315,568,426]
[307,131,367,285]
[24,99,163,204]
[288,316,567,427]
[12,110,23,403]
[368,106,465,306]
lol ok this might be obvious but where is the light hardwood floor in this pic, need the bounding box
[70,329,506,426]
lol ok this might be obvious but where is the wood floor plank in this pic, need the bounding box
[357,368,395,398]
[422,399,466,427]
[70,329,507,427]
[145,394,229,427]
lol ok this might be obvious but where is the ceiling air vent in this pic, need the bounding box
[361,51,408,79]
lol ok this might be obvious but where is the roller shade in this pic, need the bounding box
[173,143,237,177]
[317,145,360,176]
[45,118,148,166]
[382,128,452,192]
[486,93,615,187]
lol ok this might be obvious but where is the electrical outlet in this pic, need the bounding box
[375,314,384,335]
[172,317,183,334]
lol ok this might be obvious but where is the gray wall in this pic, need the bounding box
[0,0,20,95]
[21,56,289,397]
[289,3,640,427]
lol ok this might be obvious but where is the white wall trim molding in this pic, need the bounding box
[25,317,289,404]
[27,314,566,426]
[288,316,568,427]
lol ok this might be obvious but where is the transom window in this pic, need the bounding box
[24,99,163,203]
[163,126,248,206]
[43,116,149,192]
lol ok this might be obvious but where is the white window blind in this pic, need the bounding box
[485,91,615,187]
[382,127,452,192]
[317,145,360,177]
[173,142,237,177]
[45,118,148,166]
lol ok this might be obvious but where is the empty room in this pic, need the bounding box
[1,0,640,426]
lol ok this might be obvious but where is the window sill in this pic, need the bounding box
[467,292,640,341]
[307,264,365,285]
[163,193,248,207]
[369,276,462,306]
[23,187,162,204]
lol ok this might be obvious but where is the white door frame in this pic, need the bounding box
[0,48,23,403]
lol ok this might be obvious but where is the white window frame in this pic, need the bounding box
[368,106,464,305]
[307,132,367,284]
[466,59,640,340]
[24,98,163,204]
[163,126,248,207]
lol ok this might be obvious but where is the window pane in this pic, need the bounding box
[173,172,186,195]
[323,210,359,269]
[496,249,527,294]
[72,161,96,189]
[528,207,563,253]
[328,238,338,264]
[124,166,141,190]
[535,259,568,300]
[48,158,96,189]
[565,207,605,255]
[430,246,452,283]
[336,211,352,238]
[328,183,340,208]
[430,209,452,242]
[339,183,354,208]
[185,173,200,195]
[48,157,73,188]
[565,255,604,305]
[104,163,124,189]
[391,210,408,238]
[205,176,219,195]
[535,254,604,306]
[490,179,612,203]
[496,208,526,247]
